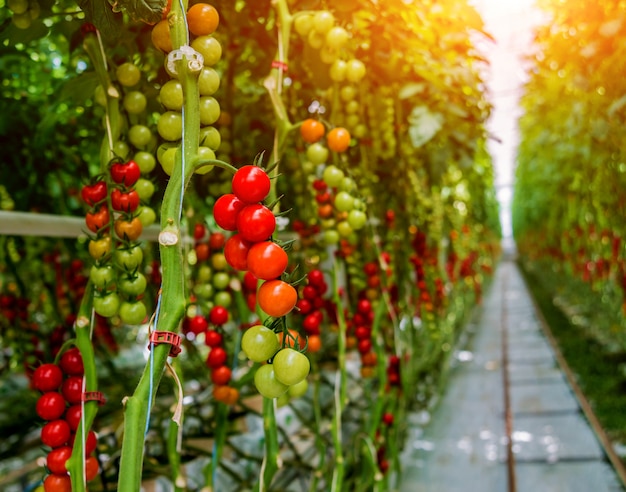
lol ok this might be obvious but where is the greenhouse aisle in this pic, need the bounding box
[398,250,624,492]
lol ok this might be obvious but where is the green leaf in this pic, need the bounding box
[77,0,123,41]
[117,0,167,25]
[58,72,100,104]
[0,20,49,45]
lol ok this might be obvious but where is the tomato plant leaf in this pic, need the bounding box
[77,0,123,40]
[116,0,168,25]
[58,72,100,103]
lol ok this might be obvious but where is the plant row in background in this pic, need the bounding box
[513,0,626,455]
[0,0,500,490]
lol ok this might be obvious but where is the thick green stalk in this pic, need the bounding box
[308,362,325,492]
[255,397,280,491]
[117,1,200,489]
[67,283,97,492]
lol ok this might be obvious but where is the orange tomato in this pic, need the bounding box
[300,118,325,143]
[257,280,297,317]
[187,3,219,37]
[327,127,351,152]
[152,19,173,53]
[306,334,322,353]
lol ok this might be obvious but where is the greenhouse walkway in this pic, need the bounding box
[398,248,625,492]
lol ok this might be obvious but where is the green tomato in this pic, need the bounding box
[340,85,357,102]
[137,206,156,227]
[116,62,141,87]
[135,178,155,201]
[212,272,231,290]
[347,209,367,230]
[334,191,355,212]
[119,301,147,325]
[273,348,310,386]
[198,67,220,96]
[197,265,212,283]
[322,165,344,187]
[312,11,334,34]
[159,80,184,111]
[157,144,178,175]
[194,283,214,300]
[90,265,116,288]
[329,59,346,82]
[254,364,288,399]
[94,85,107,106]
[93,292,120,318]
[128,124,153,149]
[195,146,216,175]
[242,325,280,362]
[287,378,309,398]
[211,252,228,271]
[339,176,356,192]
[324,229,340,245]
[346,59,366,83]
[113,141,130,159]
[191,35,222,66]
[123,91,147,114]
[114,245,144,271]
[8,0,29,15]
[118,272,147,297]
[199,96,220,126]
[294,13,313,37]
[325,26,349,49]
[337,220,353,238]
[134,151,156,173]
[307,143,329,165]
[200,126,221,150]
[157,111,183,141]
[213,291,232,308]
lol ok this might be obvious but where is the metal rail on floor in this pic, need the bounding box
[522,263,626,490]
[501,264,517,492]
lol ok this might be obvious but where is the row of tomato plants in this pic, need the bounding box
[0,0,500,490]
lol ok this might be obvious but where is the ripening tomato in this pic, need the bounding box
[88,236,112,260]
[224,234,251,271]
[257,280,297,317]
[85,205,110,233]
[110,160,141,187]
[236,204,276,242]
[187,3,220,37]
[32,364,64,392]
[327,127,351,152]
[81,181,107,206]
[152,19,173,53]
[306,335,322,353]
[114,217,143,241]
[247,241,288,280]
[213,193,246,231]
[300,118,325,143]
[231,165,271,203]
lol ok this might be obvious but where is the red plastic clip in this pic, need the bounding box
[82,391,106,406]
[149,331,182,357]
[271,60,288,72]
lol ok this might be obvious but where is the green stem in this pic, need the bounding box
[255,397,280,491]
[117,1,197,490]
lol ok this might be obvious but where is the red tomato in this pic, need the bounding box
[62,376,84,405]
[193,223,207,240]
[231,165,271,203]
[36,392,66,421]
[32,364,63,392]
[59,347,84,376]
[188,315,208,335]
[206,347,228,368]
[85,455,100,481]
[357,299,372,314]
[358,338,372,354]
[307,269,326,288]
[257,280,297,318]
[242,271,259,291]
[211,365,232,385]
[204,329,223,348]
[111,188,140,213]
[47,446,72,474]
[236,204,276,242]
[64,404,82,431]
[213,193,245,231]
[224,234,251,271]
[209,306,229,325]
[43,473,72,492]
[81,181,107,206]
[85,205,110,233]
[110,160,141,186]
[247,241,288,280]
[41,419,71,448]
[209,231,226,250]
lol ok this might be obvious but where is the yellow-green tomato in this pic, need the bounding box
[254,364,288,399]
[272,348,310,386]
[242,325,280,362]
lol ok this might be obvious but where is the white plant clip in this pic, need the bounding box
[166,45,204,75]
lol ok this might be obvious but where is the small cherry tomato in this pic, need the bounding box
[36,392,66,421]
[231,165,271,203]
[247,241,288,280]
[81,181,107,206]
[32,364,63,392]
[110,160,141,187]
[213,193,245,231]
[224,233,251,271]
[85,205,110,233]
[114,217,143,241]
[236,204,276,242]
[257,280,297,318]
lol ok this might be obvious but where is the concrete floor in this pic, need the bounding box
[399,259,624,492]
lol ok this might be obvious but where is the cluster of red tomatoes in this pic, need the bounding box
[31,348,99,491]
[214,165,297,319]
[294,269,331,354]
[346,298,377,378]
